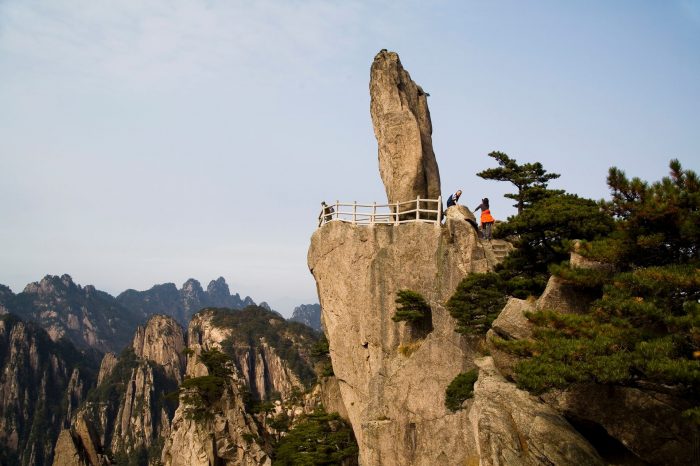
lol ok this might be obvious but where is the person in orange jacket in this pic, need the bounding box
[474,198,495,239]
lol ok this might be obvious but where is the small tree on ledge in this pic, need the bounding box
[392,290,431,323]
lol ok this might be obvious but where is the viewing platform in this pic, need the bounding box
[318,196,443,227]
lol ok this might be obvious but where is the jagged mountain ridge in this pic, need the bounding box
[289,303,322,332]
[0,314,98,466]
[0,274,142,353]
[116,276,255,326]
[0,274,256,353]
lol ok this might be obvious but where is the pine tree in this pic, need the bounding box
[477,151,562,214]
[495,160,700,423]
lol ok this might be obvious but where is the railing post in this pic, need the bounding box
[416,196,421,221]
[394,202,399,225]
[353,201,357,224]
[335,200,339,221]
[437,195,442,224]
[372,202,376,225]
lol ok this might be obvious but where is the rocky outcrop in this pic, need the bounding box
[52,429,87,466]
[132,314,186,383]
[53,315,185,465]
[162,307,332,466]
[96,352,117,385]
[309,219,489,465]
[471,357,603,466]
[162,310,272,466]
[370,50,441,205]
[0,314,96,466]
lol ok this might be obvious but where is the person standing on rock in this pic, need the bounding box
[446,190,462,208]
[474,198,495,240]
[319,201,335,226]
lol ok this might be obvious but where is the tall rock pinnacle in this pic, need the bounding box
[370,50,441,204]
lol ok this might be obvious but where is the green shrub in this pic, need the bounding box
[392,290,431,323]
[446,273,507,335]
[445,370,479,412]
[272,410,358,465]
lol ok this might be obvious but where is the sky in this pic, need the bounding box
[1,0,698,317]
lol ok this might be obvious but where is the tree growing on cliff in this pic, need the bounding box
[392,290,431,323]
[446,274,507,334]
[477,151,562,214]
[497,160,700,423]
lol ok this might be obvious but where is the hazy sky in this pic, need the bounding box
[1,0,698,316]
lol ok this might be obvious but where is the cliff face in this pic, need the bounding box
[162,310,271,466]
[308,220,604,465]
[53,315,185,465]
[308,219,481,465]
[0,314,96,466]
[162,307,324,466]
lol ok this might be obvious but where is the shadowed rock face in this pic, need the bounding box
[370,50,441,205]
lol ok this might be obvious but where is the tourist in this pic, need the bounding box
[319,201,335,225]
[474,198,495,239]
[446,189,462,208]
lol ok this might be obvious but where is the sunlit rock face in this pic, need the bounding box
[370,50,441,205]
[308,219,488,465]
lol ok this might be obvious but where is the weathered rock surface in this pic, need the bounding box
[486,298,534,380]
[132,314,186,383]
[0,315,95,466]
[52,429,87,466]
[162,311,272,466]
[370,50,441,205]
[471,357,603,466]
[96,352,117,385]
[309,219,489,465]
[536,275,595,314]
[53,315,185,465]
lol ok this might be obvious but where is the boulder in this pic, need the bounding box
[370,50,441,206]
[487,298,535,379]
[536,275,595,315]
[471,357,603,466]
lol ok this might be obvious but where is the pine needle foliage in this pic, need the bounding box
[272,409,359,465]
[476,151,562,214]
[446,273,507,334]
[496,194,614,298]
[392,290,431,323]
[497,160,700,422]
[445,370,479,412]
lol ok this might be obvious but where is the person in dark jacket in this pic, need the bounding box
[319,201,335,225]
[474,198,495,239]
[446,190,462,208]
